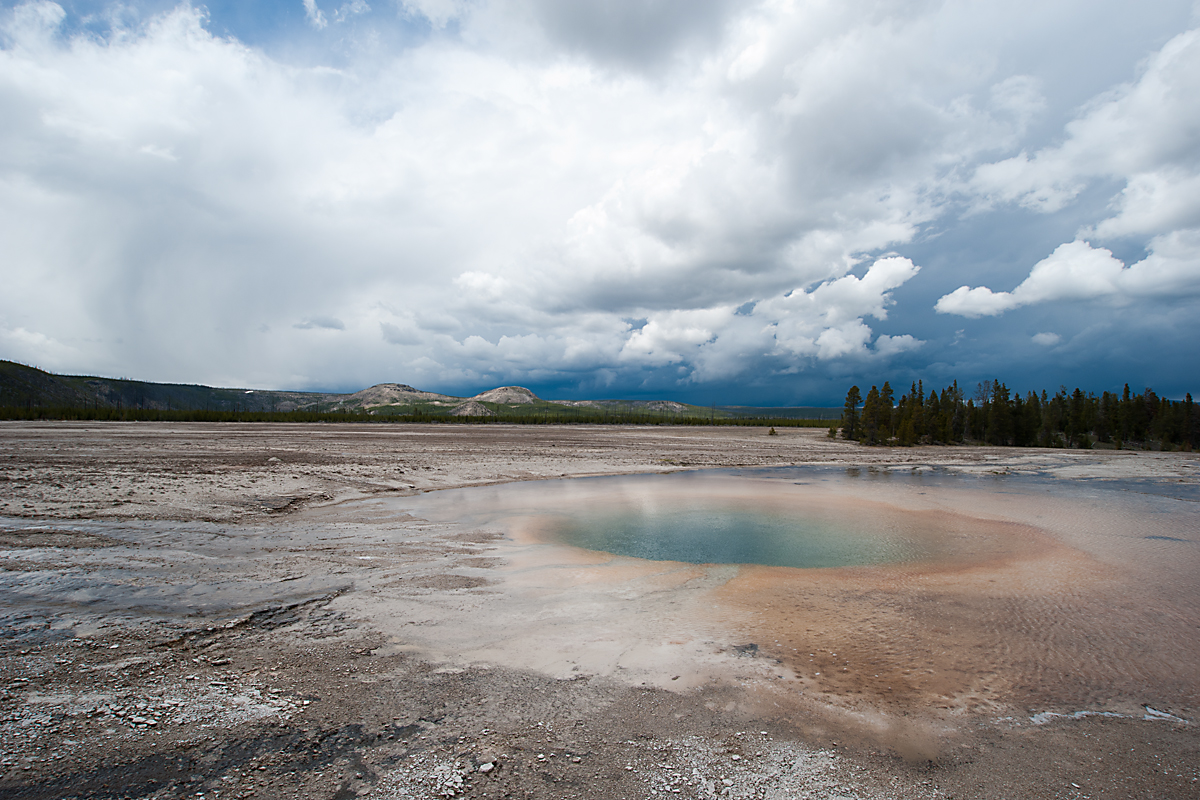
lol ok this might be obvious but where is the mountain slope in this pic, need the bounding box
[0,360,835,419]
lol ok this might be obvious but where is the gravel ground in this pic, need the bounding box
[0,422,1197,800]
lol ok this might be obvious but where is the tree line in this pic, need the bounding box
[838,380,1198,450]
[0,405,833,427]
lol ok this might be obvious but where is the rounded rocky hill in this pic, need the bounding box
[469,386,540,404]
[449,401,494,416]
[349,383,456,407]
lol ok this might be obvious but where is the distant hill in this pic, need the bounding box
[0,360,332,413]
[0,361,838,421]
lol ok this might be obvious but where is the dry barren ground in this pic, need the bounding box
[0,422,1198,800]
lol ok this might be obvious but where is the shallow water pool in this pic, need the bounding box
[402,466,1058,569]
[388,464,1200,711]
[545,498,929,567]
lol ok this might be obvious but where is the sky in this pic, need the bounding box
[1,0,1198,405]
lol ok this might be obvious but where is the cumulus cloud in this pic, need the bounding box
[1032,332,1061,346]
[621,308,727,366]
[936,236,1200,317]
[764,256,923,360]
[934,286,1019,318]
[970,27,1200,234]
[938,25,1200,336]
[0,0,1196,399]
[874,334,923,357]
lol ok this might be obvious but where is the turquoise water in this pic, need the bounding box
[402,469,962,568]
[549,504,919,567]
[401,465,1200,570]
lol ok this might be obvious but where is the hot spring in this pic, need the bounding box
[402,466,1056,570]
[388,464,1199,715]
[547,501,920,567]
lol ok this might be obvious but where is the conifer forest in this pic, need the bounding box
[838,381,1198,450]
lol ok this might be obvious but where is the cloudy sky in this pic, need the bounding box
[2,0,1198,405]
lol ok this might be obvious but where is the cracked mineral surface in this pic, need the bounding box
[0,421,1197,799]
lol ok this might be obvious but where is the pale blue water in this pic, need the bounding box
[550,505,918,567]
[400,464,1200,569]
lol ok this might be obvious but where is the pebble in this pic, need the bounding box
[479,763,494,773]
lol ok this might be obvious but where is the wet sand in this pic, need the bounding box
[1,421,1198,799]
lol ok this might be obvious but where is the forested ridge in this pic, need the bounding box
[838,381,1198,450]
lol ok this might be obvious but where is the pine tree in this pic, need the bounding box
[841,386,862,441]
[910,381,925,443]
[1120,384,1132,442]
[1067,387,1087,447]
[1097,391,1115,443]
[880,382,895,441]
[948,381,965,442]
[1018,391,1041,446]
[925,389,941,442]
[1185,393,1197,450]
[861,386,882,444]
[986,380,1013,445]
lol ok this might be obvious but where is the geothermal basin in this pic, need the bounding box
[355,465,1200,734]
[3,423,1198,798]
